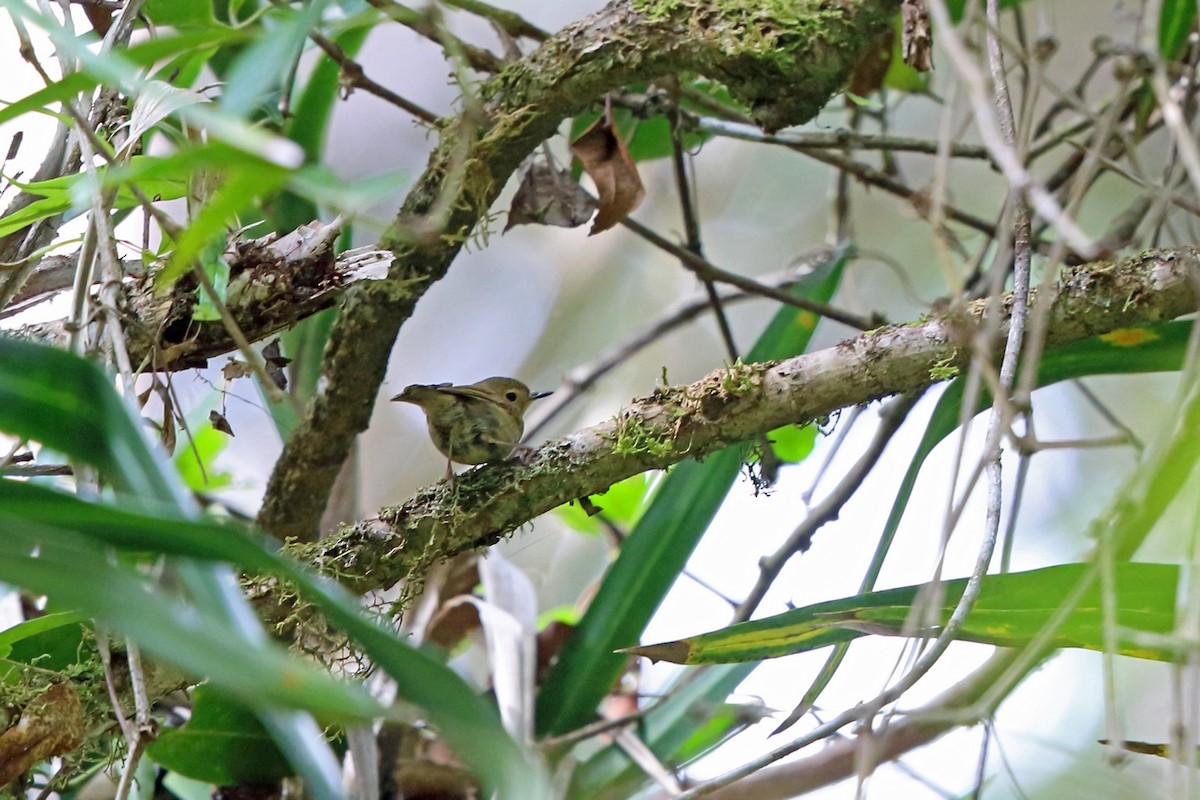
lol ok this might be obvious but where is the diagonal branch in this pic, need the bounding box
[303,249,1200,595]
[257,0,903,541]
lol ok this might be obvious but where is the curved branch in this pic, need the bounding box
[305,249,1200,594]
[257,0,903,542]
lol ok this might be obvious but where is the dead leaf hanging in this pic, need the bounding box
[902,0,933,72]
[209,409,235,437]
[262,338,291,391]
[505,163,597,231]
[570,116,645,235]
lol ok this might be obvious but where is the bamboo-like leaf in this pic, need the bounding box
[624,563,1179,665]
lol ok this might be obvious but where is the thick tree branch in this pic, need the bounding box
[258,0,902,542]
[304,249,1200,594]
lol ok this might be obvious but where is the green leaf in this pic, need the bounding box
[0,71,99,129]
[192,237,231,322]
[0,497,385,722]
[764,424,816,464]
[221,1,333,117]
[625,563,1178,664]
[558,473,653,534]
[174,423,233,492]
[0,611,87,660]
[0,337,183,503]
[143,0,217,26]
[1160,0,1197,61]
[159,160,290,286]
[0,479,550,796]
[2,1,303,166]
[148,686,292,785]
[535,246,848,736]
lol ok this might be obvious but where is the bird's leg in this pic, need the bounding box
[508,443,538,465]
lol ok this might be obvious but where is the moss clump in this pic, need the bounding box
[609,410,677,458]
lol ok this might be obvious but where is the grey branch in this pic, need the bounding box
[308,249,1200,595]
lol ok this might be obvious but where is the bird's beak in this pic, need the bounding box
[530,390,553,401]
[389,392,405,402]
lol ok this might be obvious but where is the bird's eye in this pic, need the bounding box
[505,391,519,402]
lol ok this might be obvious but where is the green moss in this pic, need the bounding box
[609,411,676,458]
[930,353,959,380]
[719,358,759,394]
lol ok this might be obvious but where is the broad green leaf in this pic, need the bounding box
[625,563,1178,665]
[558,473,653,534]
[535,246,848,736]
[765,423,816,464]
[0,337,182,503]
[143,0,217,26]
[1160,0,1196,62]
[174,423,233,491]
[148,686,292,785]
[0,510,385,722]
[0,611,86,660]
[0,474,549,796]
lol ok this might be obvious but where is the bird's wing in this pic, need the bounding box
[435,385,495,403]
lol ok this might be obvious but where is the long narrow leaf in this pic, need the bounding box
[535,247,848,736]
[625,563,1179,664]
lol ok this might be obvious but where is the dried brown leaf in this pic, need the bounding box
[222,358,253,381]
[902,0,934,72]
[263,338,291,391]
[570,117,645,235]
[505,163,597,231]
[209,409,235,437]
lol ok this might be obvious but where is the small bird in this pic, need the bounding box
[391,377,551,477]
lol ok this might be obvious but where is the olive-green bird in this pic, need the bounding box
[391,377,551,476]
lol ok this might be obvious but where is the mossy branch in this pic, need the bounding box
[257,0,902,542]
[303,249,1200,594]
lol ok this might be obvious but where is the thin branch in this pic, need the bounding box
[306,27,438,124]
[688,115,992,159]
[618,215,877,331]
